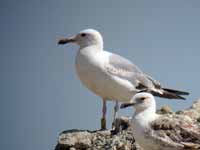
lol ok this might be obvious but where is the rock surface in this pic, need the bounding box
[55,100,200,150]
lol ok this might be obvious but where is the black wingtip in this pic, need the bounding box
[149,90,187,100]
[163,88,189,96]
[176,95,186,100]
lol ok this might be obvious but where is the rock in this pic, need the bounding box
[157,105,173,114]
[58,129,92,149]
[55,99,200,150]
[55,126,139,150]
[177,100,200,121]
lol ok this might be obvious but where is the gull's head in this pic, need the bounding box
[120,92,156,113]
[58,29,103,49]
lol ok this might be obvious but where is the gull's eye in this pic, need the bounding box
[140,97,146,101]
[81,33,86,37]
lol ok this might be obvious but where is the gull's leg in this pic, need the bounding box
[114,101,119,121]
[101,99,107,130]
[112,101,119,128]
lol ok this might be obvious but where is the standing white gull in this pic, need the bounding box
[120,92,200,150]
[58,29,189,130]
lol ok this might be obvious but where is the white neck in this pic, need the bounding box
[79,45,103,54]
[133,104,157,126]
[79,40,103,50]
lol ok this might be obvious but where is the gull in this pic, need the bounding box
[58,29,189,130]
[120,92,200,150]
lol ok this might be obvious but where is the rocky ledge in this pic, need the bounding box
[55,100,200,150]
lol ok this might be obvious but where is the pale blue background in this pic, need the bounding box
[0,0,200,150]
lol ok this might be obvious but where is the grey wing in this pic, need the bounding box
[106,53,155,90]
[108,53,143,74]
[148,115,200,149]
[145,129,184,150]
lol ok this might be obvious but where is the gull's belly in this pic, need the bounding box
[132,119,163,150]
[75,52,134,102]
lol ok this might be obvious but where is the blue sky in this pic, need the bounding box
[0,0,200,149]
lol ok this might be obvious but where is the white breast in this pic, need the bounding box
[75,48,134,102]
[132,113,161,150]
